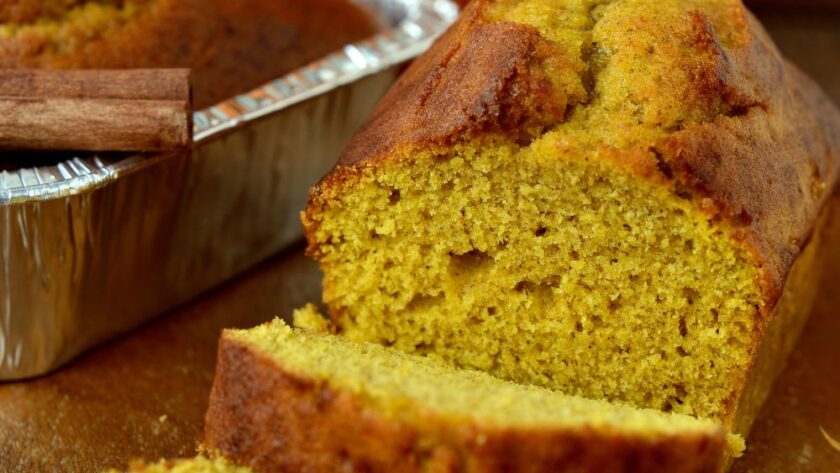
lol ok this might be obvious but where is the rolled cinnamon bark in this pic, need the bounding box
[0,69,192,152]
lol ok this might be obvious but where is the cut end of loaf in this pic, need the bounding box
[305,138,764,425]
[205,319,735,472]
[231,318,733,446]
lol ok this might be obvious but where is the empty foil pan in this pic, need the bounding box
[0,0,458,380]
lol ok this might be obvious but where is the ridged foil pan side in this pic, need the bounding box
[0,0,458,379]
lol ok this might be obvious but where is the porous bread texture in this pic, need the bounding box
[309,142,762,424]
[304,0,840,436]
[0,0,125,22]
[110,456,250,473]
[203,318,730,473]
[241,317,724,436]
[0,1,145,53]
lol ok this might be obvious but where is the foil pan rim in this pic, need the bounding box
[0,0,458,206]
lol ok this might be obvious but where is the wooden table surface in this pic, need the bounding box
[1,7,839,473]
[0,245,322,472]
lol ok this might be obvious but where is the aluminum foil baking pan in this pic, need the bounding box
[0,0,458,380]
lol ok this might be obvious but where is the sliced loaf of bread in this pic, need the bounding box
[302,0,840,440]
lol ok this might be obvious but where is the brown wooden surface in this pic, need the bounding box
[0,10,838,473]
[0,245,322,472]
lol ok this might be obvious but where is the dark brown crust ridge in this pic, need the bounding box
[203,333,727,473]
[335,4,572,167]
[304,0,840,310]
[653,19,840,305]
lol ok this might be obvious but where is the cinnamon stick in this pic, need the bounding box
[0,69,192,152]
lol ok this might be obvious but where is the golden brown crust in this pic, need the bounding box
[653,16,840,305]
[730,198,830,440]
[204,333,727,473]
[336,4,571,167]
[0,0,377,108]
[305,0,840,310]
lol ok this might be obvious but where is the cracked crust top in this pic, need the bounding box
[307,0,840,310]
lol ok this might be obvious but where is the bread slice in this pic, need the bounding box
[203,316,732,473]
[302,0,840,439]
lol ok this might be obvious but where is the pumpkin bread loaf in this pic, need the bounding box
[0,0,377,108]
[302,0,840,441]
[202,315,731,473]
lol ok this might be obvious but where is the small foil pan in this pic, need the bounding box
[0,0,458,380]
